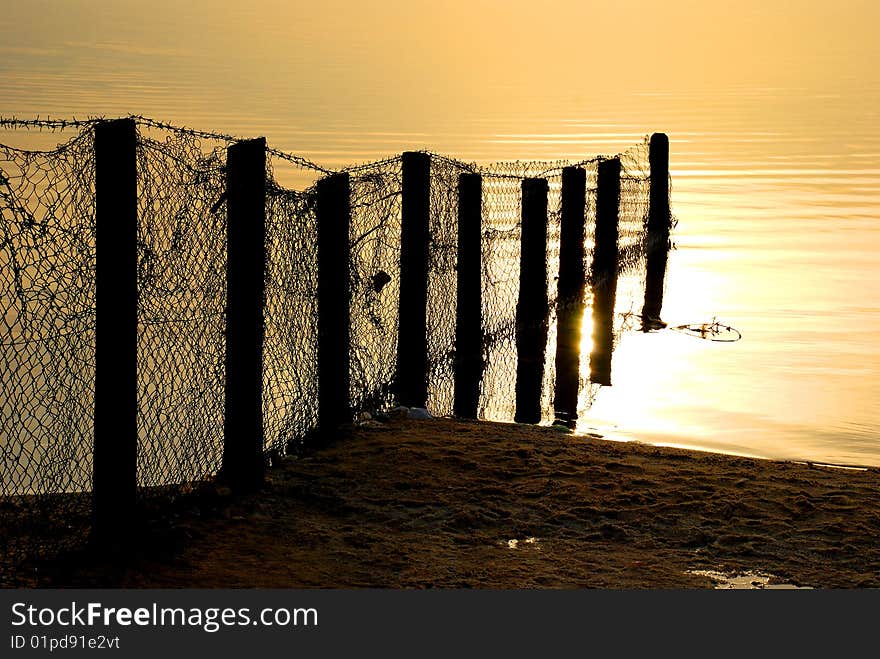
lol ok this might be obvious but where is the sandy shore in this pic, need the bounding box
[49,418,880,588]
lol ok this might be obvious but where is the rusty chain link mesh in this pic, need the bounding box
[134,126,229,494]
[1,118,658,584]
[425,156,465,416]
[614,142,653,353]
[0,125,97,585]
[477,169,521,420]
[263,162,319,457]
[346,157,403,416]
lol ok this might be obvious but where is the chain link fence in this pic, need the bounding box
[0,124,97,585]
[0,117,660,585]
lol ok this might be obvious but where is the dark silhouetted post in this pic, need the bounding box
[93,118,138,543]
[397,151,430,409]
[454,172,482,419]
[642,133,671,327]
[553,166,587,426]
[515,177,549,424]
[317,172,351,438]
[590,158,621,386]
[223,138,266,492]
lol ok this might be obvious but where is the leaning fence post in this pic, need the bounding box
[317,172,351,438]
[93,118,138,543]
[642,133,670,325]
[397,151,431,409]
[454,172,482,419]
[590,158,621,386]
[515,177,549,424]
[553,166,587,426]
[223,137,266,491]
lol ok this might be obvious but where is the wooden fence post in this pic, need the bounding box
[397,151,431,409]
[553,166,587,426]
[223,137,266,491]
[93,118,138,543]
[317,172,351,437]
[515,177,549,424]
[590,158,621,386]
[642,132,670,326]
[454,172,482,419]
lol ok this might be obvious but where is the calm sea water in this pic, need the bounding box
[2,4,879,467]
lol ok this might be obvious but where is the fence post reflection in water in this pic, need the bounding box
[398,152,431,409]
[454,172,483,420]
[642,132,671,327]
[590,158,621,387]
[317,172,352,439]
[553,166,587,426]
[223,138,266,492]
[93,118,138,541]
[514,177,549,424]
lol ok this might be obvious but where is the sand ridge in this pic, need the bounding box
[64,418,880,588]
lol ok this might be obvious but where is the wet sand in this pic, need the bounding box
[60,418,880,588]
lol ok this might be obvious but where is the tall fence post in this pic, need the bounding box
[642,132,671,326]
[515,177,549,424]
[223,137,266,492]
[317,172,351,438]
[553,166,587,427]
[93,118,138,544]
[590,158,621,386]
[397,151,431,409]
[454,172,482,419]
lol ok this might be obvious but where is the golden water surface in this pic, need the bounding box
[2,0,878,465]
